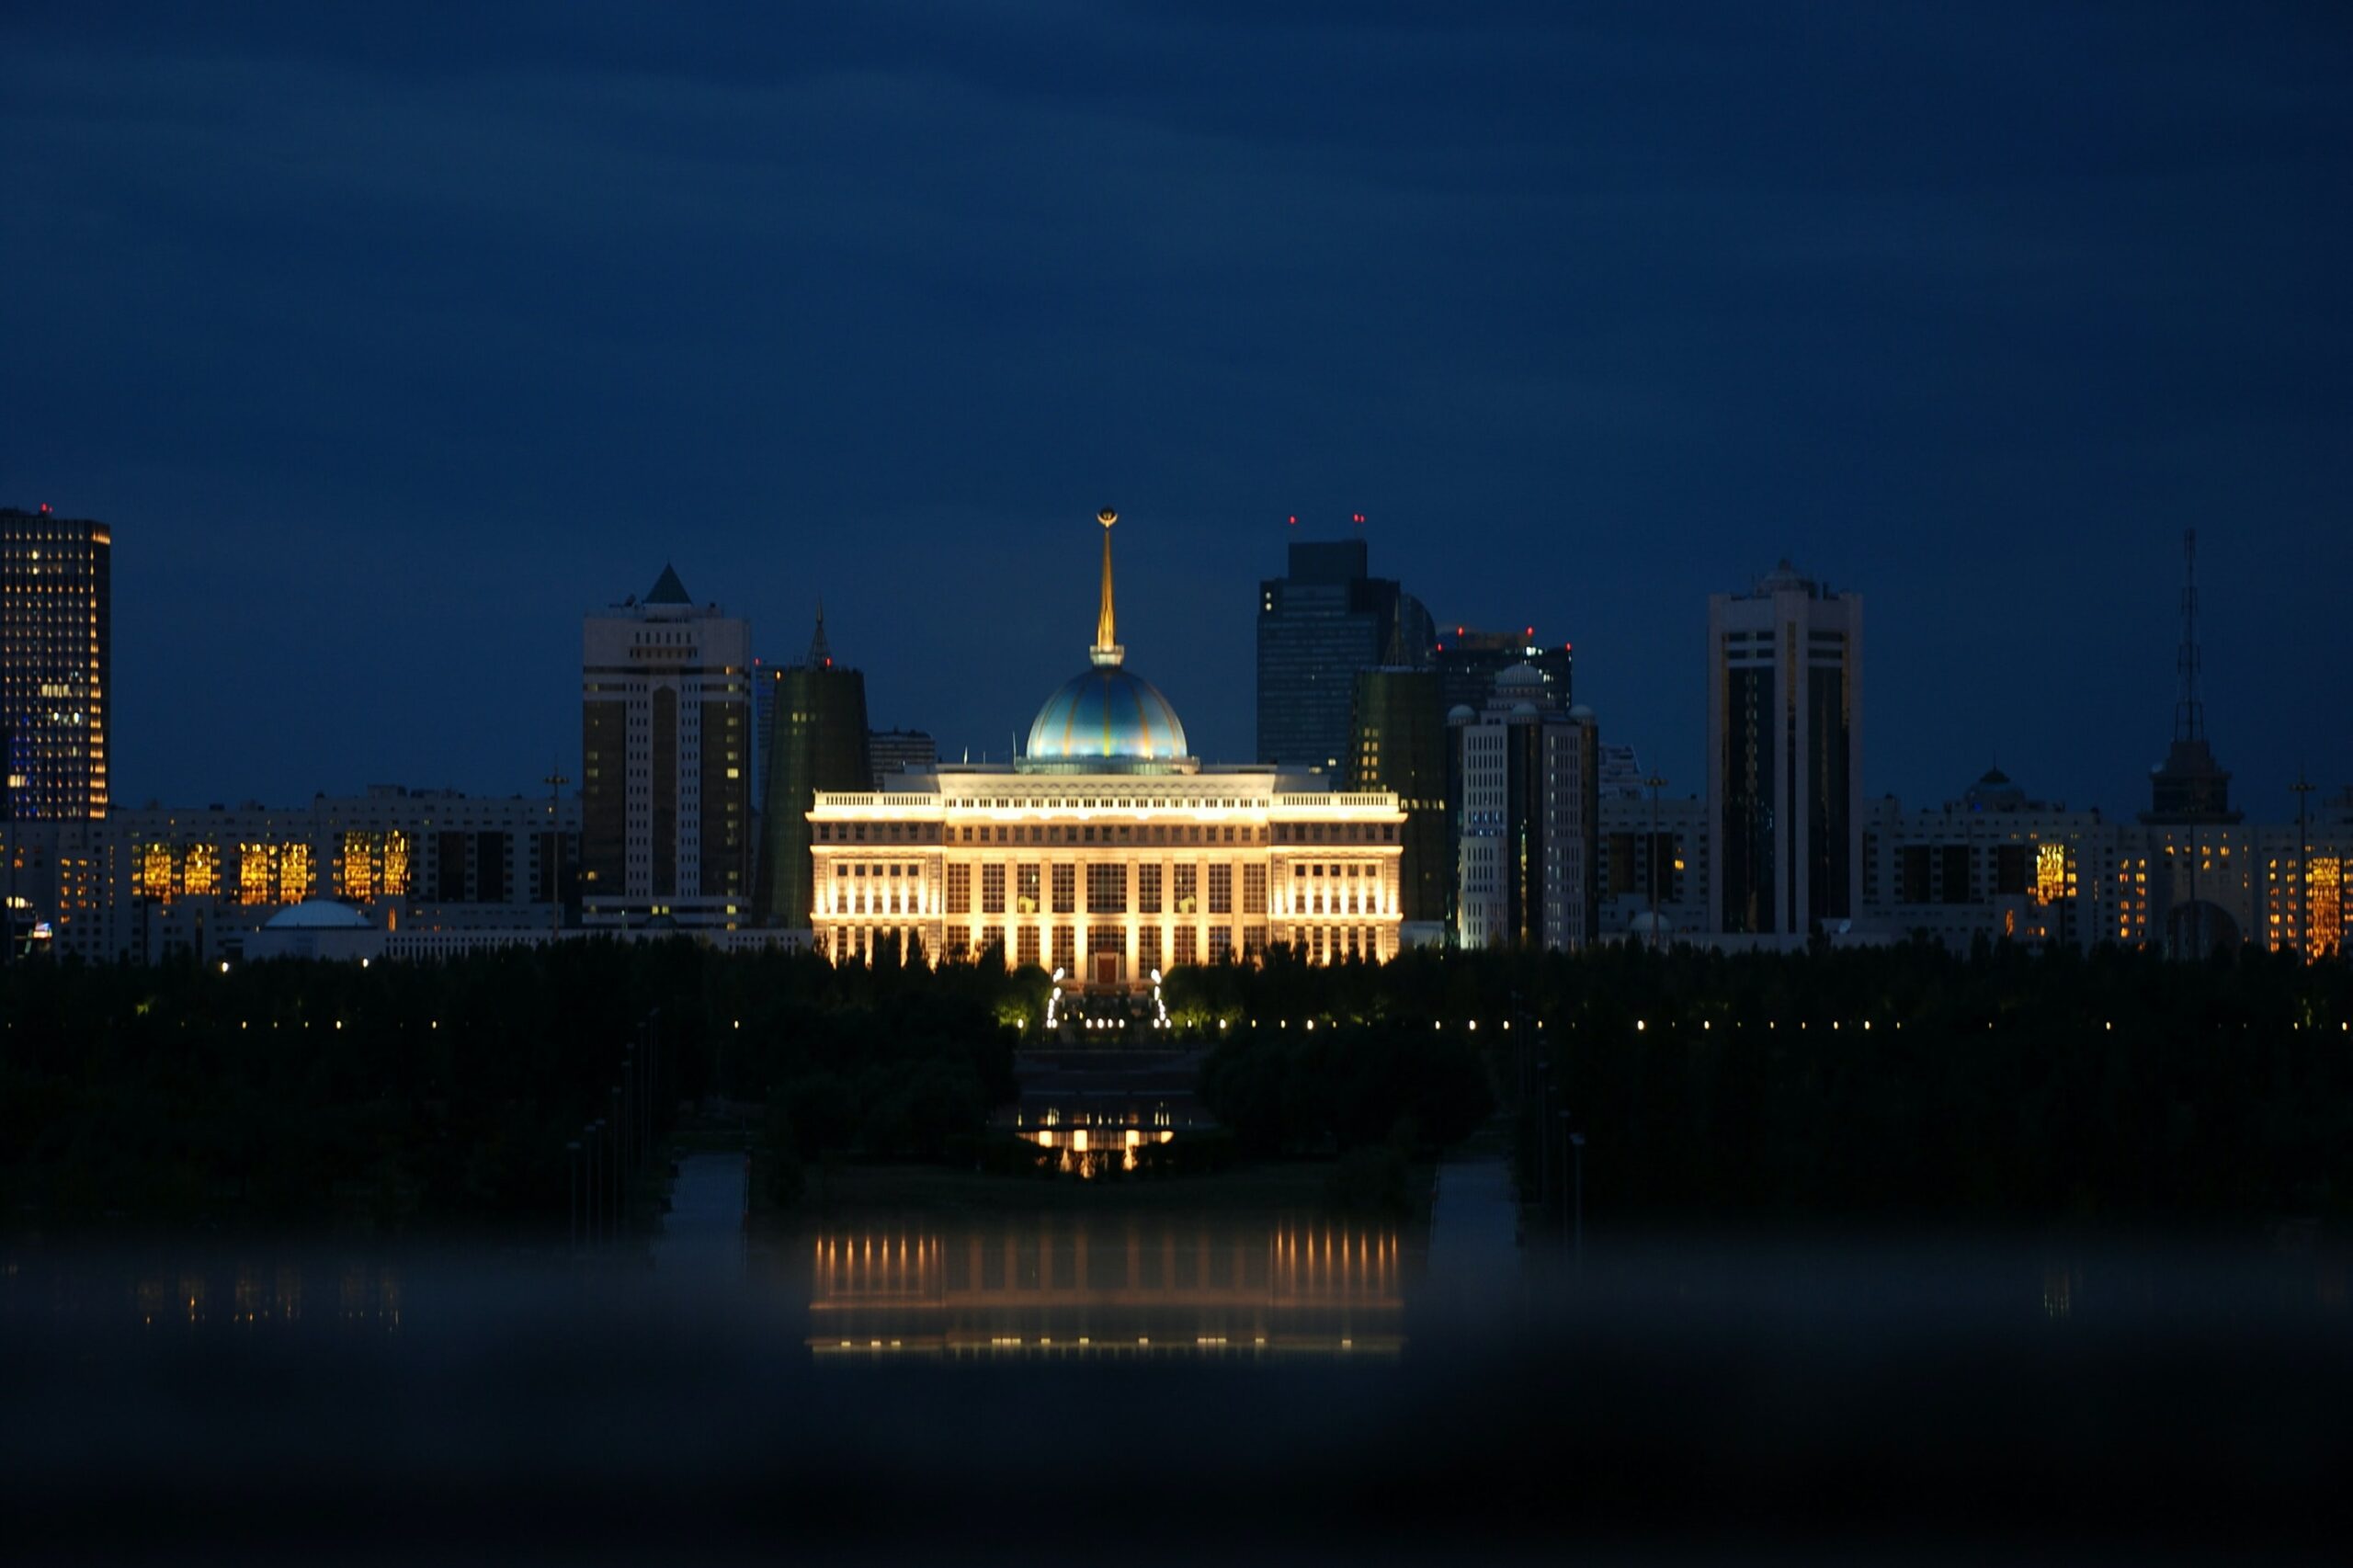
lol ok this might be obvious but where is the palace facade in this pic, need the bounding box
[809,512,1404,990]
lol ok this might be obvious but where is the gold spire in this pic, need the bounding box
[1091,508,1123,665]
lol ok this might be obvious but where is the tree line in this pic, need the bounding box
[0,937,1018,1233]
[4,933,2344,1233]
[1170,937,2353,1224]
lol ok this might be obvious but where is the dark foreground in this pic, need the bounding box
[3,1223,2347,1565]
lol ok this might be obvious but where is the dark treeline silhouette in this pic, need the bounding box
[1199,1019,1492,1157]
[0,936,1017,1233]
[6,934,2347,1232]
[1173,937,2353,1224]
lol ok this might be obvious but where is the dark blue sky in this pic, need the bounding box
[5,2,2347,815]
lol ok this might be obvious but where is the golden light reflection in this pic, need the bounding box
[807,1219,1404,1359]
[1018,1126,1175,1176]
[108,1260,392,1332]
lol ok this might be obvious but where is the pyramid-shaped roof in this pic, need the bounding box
[645,563,692,605]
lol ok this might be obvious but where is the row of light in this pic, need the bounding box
[1182,1016,2353,1035]
[829,1335,1355,1350]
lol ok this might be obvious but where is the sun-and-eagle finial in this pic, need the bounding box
[1092,507,1123,665]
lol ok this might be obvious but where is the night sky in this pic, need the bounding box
[5,2,2347,817]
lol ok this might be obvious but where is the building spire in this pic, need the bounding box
[807,597,832,668]
[2143,523,2238,826]
[1090,508,1124,667]
[2174,528,2203,744]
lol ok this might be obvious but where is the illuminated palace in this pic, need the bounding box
[809,512,1405,988]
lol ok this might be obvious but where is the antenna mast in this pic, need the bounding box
[2173,528,2202,744]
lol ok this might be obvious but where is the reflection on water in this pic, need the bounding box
[806,1218,1405,1358]
[11,1256,406,1334]
[7,1223,2352,1562]
[1016,1124,1176,1176]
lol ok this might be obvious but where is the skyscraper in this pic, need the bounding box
[1347,666,1449,926]
[1,506,110,821]
[1424,628,1573,928]
[1706,561,1863,939]
[1450,665,1599,949]
[1256,538,1432,771]
[868,728,938,790]
[755,606,871,929]
[1433,626,1572,717]
[579,564,753,926]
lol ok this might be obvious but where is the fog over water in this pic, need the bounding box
[5,1160,2347,1564]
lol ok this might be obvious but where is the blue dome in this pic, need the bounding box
[264,899,372,930]
[1027,665,1188,762]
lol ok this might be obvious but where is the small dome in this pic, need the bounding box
[1028,666,1188,762]
[1447,704,1475,722]
[1567,703,1596,722]
[1495,663,1547,690]
[264,900,372,930]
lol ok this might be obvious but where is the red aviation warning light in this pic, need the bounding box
[1351,513,1365,524]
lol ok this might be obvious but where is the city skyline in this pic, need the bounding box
[14,506,2342,824]
[4,5,2347,815]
